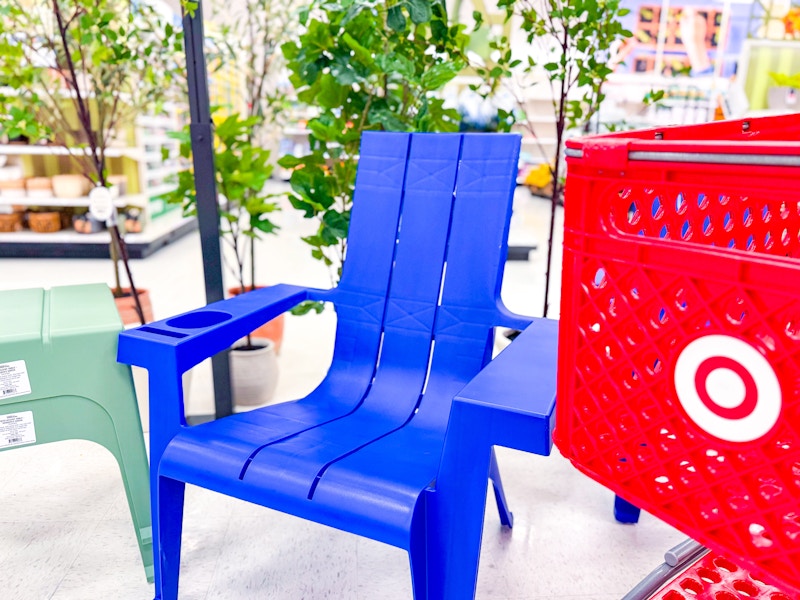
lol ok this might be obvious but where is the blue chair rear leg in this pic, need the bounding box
[615,495,642,524]
[488,448,514,528]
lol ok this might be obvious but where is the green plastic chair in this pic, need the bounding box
[0,283,153,582]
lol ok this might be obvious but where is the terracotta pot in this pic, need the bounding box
[0,178,27,199]
[228,286,285,354]
[0,212,23,233]
[25,177,53,199]
[27,211,62,233]
[230,338,279,407]
[113,288,154,326]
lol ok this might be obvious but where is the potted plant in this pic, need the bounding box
[0,0,182,324]
[168,112,282,405]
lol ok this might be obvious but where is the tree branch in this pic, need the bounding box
[51,0,104,182]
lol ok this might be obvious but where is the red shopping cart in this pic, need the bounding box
[556,113,800,598]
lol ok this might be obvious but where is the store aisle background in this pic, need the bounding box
[0,184,684,599]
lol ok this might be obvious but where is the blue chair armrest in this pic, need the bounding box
[117,284,330,454]
[117,284,329,374]
[452,317,558,456]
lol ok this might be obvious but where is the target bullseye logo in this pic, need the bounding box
[674,335,781,443]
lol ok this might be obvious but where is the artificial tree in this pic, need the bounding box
[0,0,181,323]
[221,0,297,129]
[207,0,297,295]
[475,0,632,317]
[278,0,469,313]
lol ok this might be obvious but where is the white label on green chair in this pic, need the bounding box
[0,411,36,448]
[0,360,32,400]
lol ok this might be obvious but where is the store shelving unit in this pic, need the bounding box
[134,112,185,220]
[0,192,146,209]
[0,110,195,258]
[0,210,196,259]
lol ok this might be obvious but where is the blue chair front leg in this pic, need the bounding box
[153,474,186,600]
[424,319,558,599]
[145,368,186,600]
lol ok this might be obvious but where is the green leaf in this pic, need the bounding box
[322,209,349,239]
[407,0,433,24]
[317,73,348,109]
[420,61,463,90]
[281,41,300,61]
[291,300,325,316]
[182,0,198,17]
[376,54,415,80]
[387,5,407,31]
[298,5,310,25]
[278,155,304,169]
[368,106,408,131]
[341,32,375,68]
[251,216,278,234]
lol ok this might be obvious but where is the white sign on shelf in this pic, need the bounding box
[88,186,116,224]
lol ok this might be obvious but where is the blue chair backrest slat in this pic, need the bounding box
[338,132,411,296]
[383,133,462,336]
[319,132,412,402]
[340,133,462,420]
[439,133,519,315]
[414,133,521,431]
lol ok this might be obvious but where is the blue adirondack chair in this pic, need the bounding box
[118,132,559,600]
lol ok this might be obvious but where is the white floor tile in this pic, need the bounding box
[50,518,153,600]
[0,520,101,600]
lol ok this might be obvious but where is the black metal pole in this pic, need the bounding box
[182,0,233,419]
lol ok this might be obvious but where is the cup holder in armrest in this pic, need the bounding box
[166,310,233,329]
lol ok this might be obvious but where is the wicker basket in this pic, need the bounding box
[28,211,62,233]
[0,212,23,233]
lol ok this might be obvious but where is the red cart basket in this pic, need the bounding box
[556,114,800,596]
